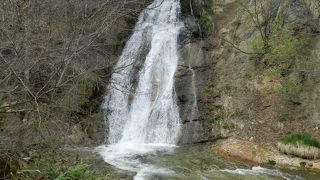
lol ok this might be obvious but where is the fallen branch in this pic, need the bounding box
[0,109,32,114]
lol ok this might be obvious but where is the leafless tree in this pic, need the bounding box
[0,0,150,159]
[222,0,281,55]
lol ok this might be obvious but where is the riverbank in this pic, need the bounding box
[212,138,320,172]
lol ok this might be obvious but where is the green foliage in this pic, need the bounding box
[268,160,276,166]
[247,16,284,56]
[21,162,98,180]
[278,74,303,103]
[299,161,306,167]
[262,67,282,79]
[204,84,221,98]
[206,8,215,16]
[246,23,310,103]
[204,116,215,123]
[248,29,308,72]
[263,33,310,102]
[230,110,245,118]
[271,31,296,61]
[17,151,100,180]
[270,15,285,34]
[247,36,266,55]
[243,65,257,79]
[199,15,210,24]
[55,163,98,180]
[222,122,235,130]
[246,13,310,73]
[199,15,213,36]
[207,104,223,112]
[205,83,233,97]
[204,110,225,124]
[281,132,320,148]
[265,31,299,70]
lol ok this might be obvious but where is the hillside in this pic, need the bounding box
[1,0,320,179]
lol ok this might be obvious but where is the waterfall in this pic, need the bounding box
[190,0,194,16]
[98,0,184,178]
[188,56,198,121]
[104,0,182,145]
[189,0,202,37]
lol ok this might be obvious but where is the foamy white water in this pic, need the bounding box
[220,166,304,179]
[97,143,177,179]
[98,0,183,178]
[104,0,182,145]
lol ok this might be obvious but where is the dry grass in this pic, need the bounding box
[277,142,320,159]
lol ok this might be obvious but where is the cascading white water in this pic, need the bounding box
[105,0,182,144]
[105,0,182,145]
[97,0,183,178]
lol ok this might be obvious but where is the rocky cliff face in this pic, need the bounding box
[176,0,216,144]
[176,0,320,144]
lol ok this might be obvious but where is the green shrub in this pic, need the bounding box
[299,161,306,167]
[204,84,220,97]
[266,31,298,70]
[246,16,284,55]
[281,132,320,148]
[17,151,100,180]
[230,110,245,118]
[199,15,213,36]
[204,84,232,97]
[207,104,222,112]
[268,160,276,166]
[243,65,257,79]
[278,133,320,159]
[246,16,311,75]
[246,36,266,55]
[56,163,98,180]
[21,162,99,180]
[278,74,303,103]
[222,122,235,130]
[199,15,210,25]
[204,116,215,123]
[262,67,282,80]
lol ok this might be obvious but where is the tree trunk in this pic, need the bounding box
[24,0,37,88]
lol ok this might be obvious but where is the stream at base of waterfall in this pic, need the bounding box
[96,143,319,179]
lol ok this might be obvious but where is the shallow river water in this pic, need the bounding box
[97,143,320,180]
